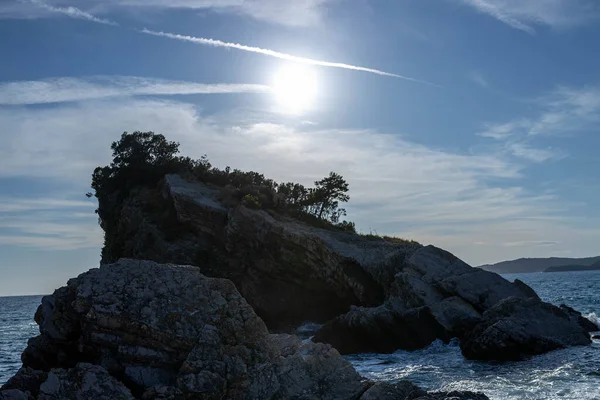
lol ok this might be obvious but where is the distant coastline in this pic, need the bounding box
[480,256,600,274]
[543,265,600,273]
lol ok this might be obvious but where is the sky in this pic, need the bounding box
[1,0,600,296]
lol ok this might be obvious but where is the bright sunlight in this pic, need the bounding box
[271,64,318,114]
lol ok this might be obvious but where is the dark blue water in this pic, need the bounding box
[347,270,600,400]
[0,295,42,385]
[2,272,599,399]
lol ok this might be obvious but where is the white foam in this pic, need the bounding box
[584,312,600,331]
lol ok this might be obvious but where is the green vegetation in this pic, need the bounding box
[90,131,418,245]
[90,131,355,232]
[361,233,421,246]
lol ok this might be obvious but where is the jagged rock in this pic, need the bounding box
[314,246,547,355]
[1,367,47,398]
[7,259,371,399]
[359,381,426,399]
[0,390,28,400]
[415,392,490,400]
[38,363,135,400]
[460,297,591,361]
[312,303,450,354]
[559,304,599,332]
[358,382,490,400]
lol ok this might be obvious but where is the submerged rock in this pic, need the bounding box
[460,297,591,361]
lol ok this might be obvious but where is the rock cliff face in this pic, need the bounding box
[94,173,595,360]
[99,174,418,330]
[0,260,489,400]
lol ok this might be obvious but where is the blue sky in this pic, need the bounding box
[1,0,600,296]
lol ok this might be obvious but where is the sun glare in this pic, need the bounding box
[271,64,318,114]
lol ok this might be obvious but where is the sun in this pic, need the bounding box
[271,64,318,114]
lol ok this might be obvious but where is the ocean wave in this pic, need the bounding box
[584,312,600,330]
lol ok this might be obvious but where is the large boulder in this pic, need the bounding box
[460,297,592,361]
[359,381,489,400]
[314,246,548,355]
[312,302,450,354]
[8,259,370,399]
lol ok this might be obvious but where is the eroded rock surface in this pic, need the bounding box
[461,297,591,361]
[314,245,551,356]
[7,260,371,399]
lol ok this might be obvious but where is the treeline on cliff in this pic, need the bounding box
[90,131,357,233]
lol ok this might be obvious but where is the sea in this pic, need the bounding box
[1,271,599,399]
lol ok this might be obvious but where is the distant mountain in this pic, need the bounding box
[480,256,600,274]
[544,264,600,273]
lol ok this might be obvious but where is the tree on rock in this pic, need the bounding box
[110,131,180,170]
[310,172,350,222]
[91,131,183,198]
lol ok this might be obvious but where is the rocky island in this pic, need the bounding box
[1,132,597,399]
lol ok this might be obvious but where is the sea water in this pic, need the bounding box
[1,271,599,399]
[347,270,600,400]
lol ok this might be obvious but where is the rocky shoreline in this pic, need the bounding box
[97,174,596,360]
[2,172,597,399]
[1,260,488,400]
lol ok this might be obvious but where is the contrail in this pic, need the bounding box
[30,0,118,26]
[0,76,270,105]
[140,29,437,86]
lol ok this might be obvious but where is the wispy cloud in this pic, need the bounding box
[476,85,600,163]
[3,97,594,264]
[0,198,93,212]
[478,120,529,139]
[503,240,559,247]
[118,0,332,27]
[140,29,436,85]
[470,71,489,88]
[457,0,599,34]
[30,0,118,25]
[2,0,335,27]
[0,76,270,105]
[507,142,565,163]
[0,195,100,251]
[479,85,600,139]
[0,216,101,250]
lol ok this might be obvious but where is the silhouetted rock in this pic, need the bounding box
[461,297,591,361]
[314,245,546,355]
[560,304,599,332]
[95,173,590,360]
[98,174,420,330]
[360,381,426,399]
